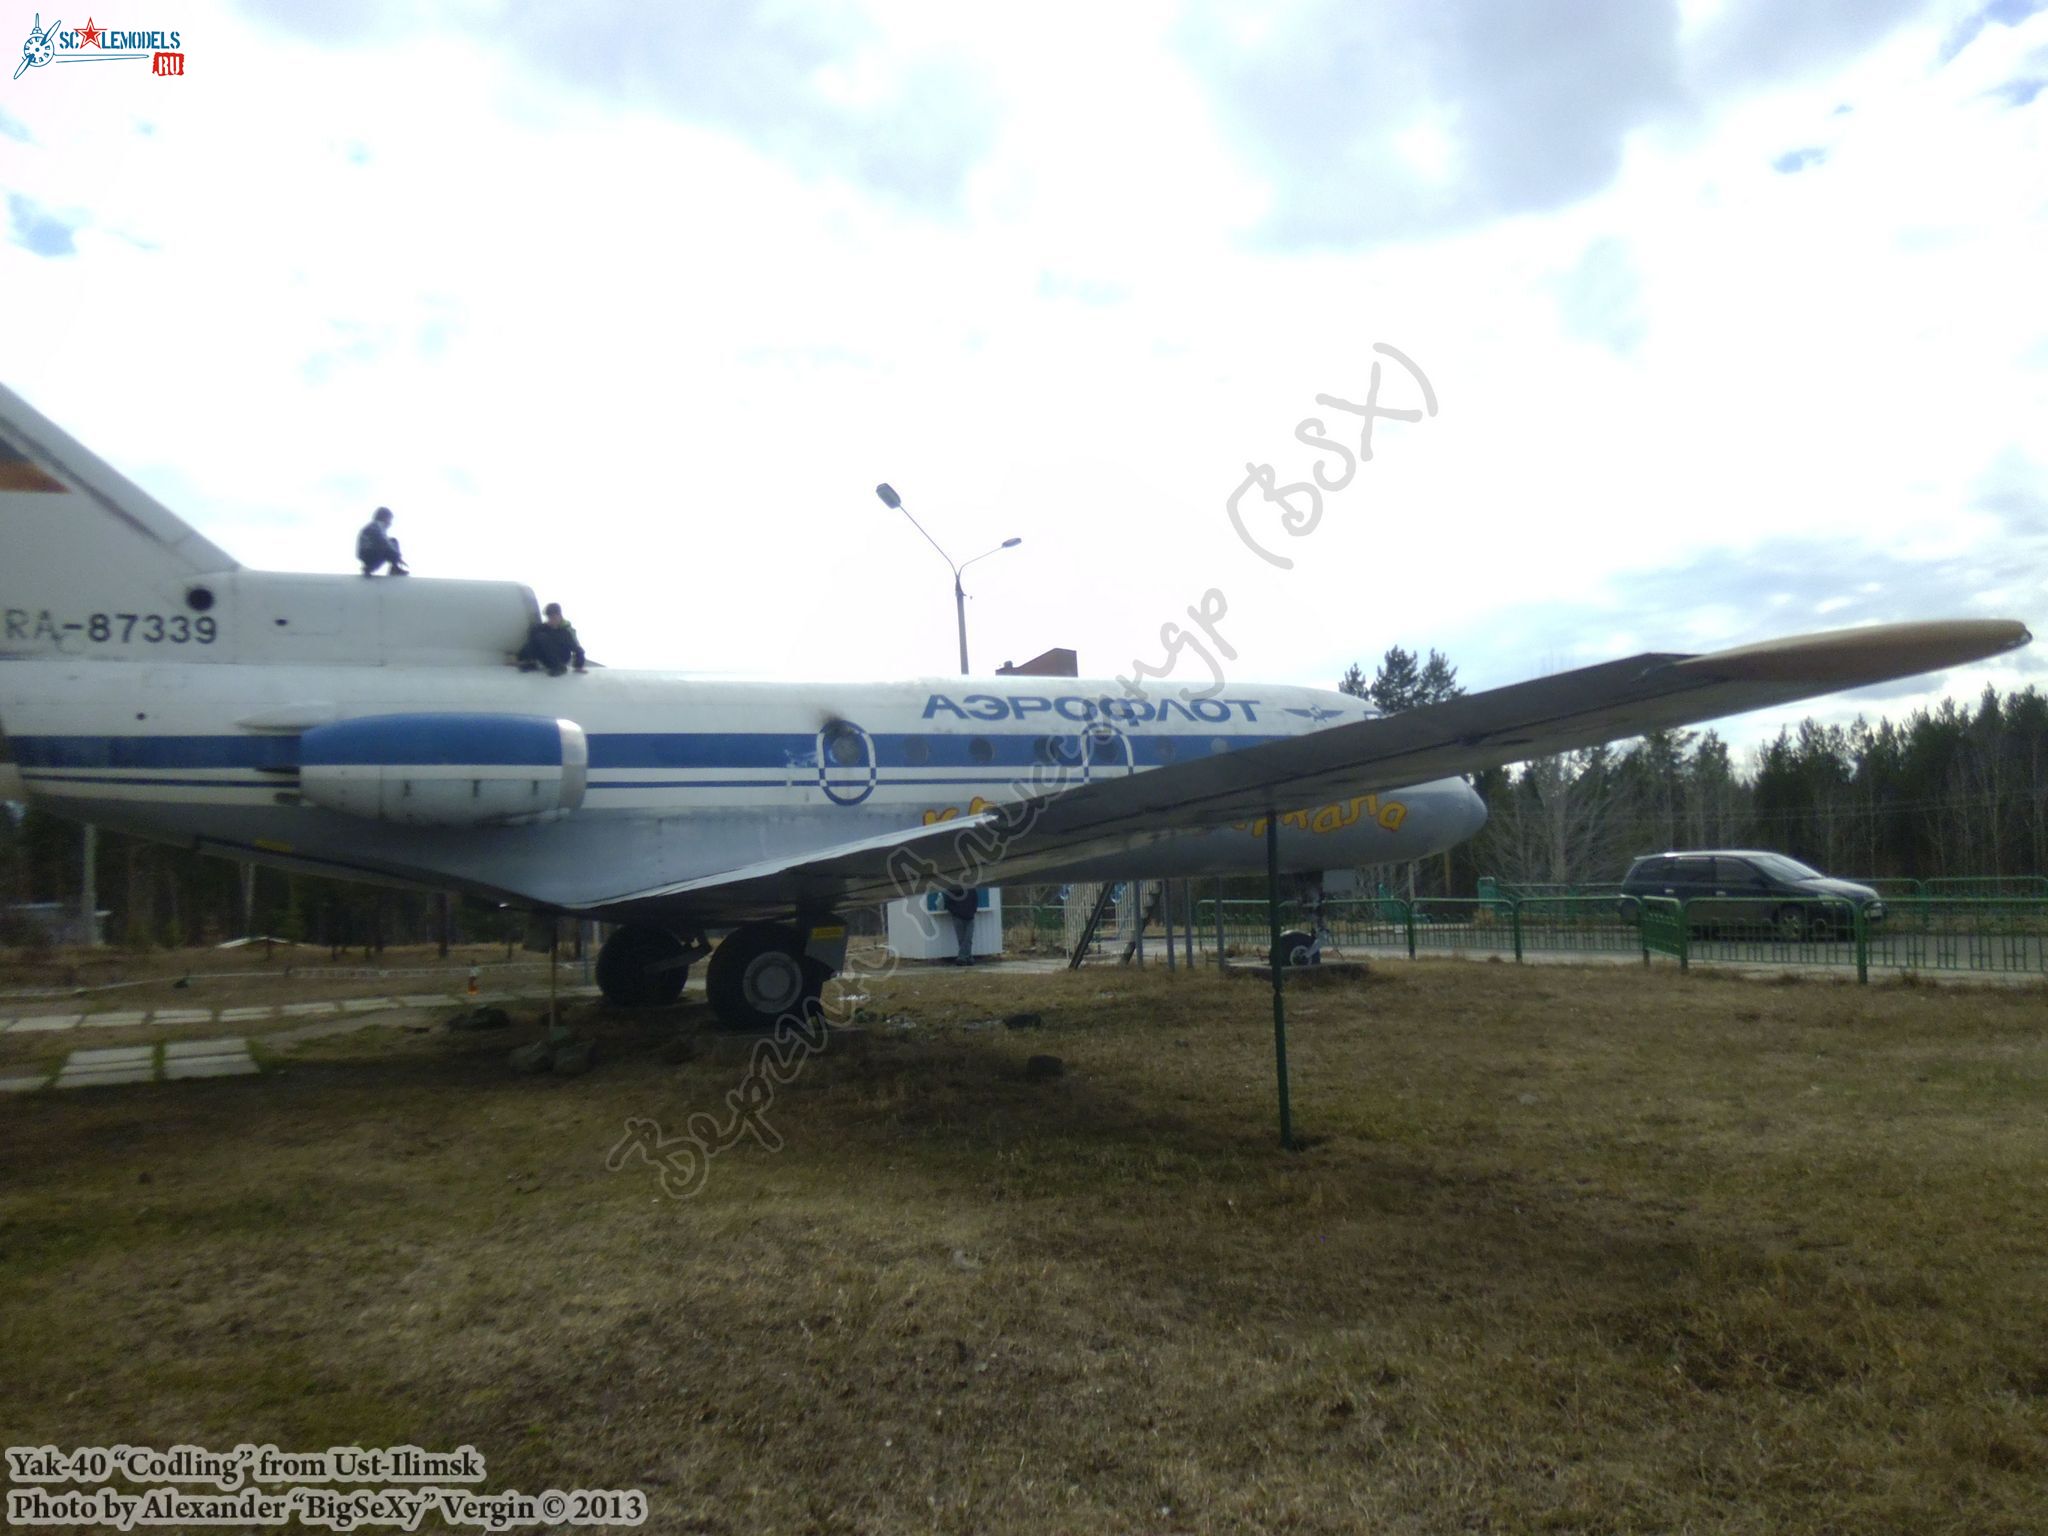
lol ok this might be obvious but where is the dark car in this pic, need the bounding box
[1616,850,1886,938]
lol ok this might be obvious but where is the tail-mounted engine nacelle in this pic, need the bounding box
[298,713,588,827]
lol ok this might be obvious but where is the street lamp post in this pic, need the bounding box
[874,483,1021,676]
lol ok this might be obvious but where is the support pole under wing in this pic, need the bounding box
[1067,883,1118,969]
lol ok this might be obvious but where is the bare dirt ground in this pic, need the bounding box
[2,958,2044,1534]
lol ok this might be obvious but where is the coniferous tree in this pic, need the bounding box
[1368,646,1424,713]
[1417,649,1464,705]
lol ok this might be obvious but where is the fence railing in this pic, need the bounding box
[1148,893,2048,982]
[1842,875,2048,900]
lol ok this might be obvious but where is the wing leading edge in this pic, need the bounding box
[586,618,2030,921]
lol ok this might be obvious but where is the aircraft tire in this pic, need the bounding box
[595,924,690,1008]
[707,922,819,1033]
[1278,928,1319,967]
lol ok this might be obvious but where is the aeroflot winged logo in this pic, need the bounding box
[14,14,186,79]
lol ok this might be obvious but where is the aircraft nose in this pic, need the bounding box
[1455,778,1489,842]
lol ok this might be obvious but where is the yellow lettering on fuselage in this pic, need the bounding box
[921,795,998,826]
[1233,794,1405,837]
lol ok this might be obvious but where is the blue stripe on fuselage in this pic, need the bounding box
[10,729,1301,774]
[9,735,300,770]
[301,714,566,767]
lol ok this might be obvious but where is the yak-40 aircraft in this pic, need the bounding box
[0,383,2032,1029]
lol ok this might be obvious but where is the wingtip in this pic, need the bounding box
[1677,618,2032,687]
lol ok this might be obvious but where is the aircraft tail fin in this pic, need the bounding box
[0,381,239,658]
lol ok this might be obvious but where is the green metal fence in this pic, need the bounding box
[1003,903,1075,954]
[1161,891,2048,982]
[1922,876,2048,900]
[1316,898,1409,954]
[1199,899,1306,959]
[1866,898,2048,977]
[1842,875,2048,900]
[1843,877,1931,899]
[1640,897,1687,967]
[1676,895,1869,982]
[1409,898,1515,957]
[1515,895,1645,959]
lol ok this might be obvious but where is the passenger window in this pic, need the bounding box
[824,724,866,766]
[968,737,994,764]
[902,737,930,767]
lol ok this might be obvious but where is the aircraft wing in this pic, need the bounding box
[587,618,2029,921]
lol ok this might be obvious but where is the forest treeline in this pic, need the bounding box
[1345,644,2048,894]
[0,808,509,953]
[4,651,2045,947]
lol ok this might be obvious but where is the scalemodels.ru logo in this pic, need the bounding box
[14,13,185,79]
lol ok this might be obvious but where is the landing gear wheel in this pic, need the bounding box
[595,925,691,1007]
[706,923,823,1033]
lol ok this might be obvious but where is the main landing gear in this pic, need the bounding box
[596,919,843,1033]
[594,925,699,1008]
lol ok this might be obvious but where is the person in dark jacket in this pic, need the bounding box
[356,507,408,575]
[517,602,586,675]
[941,884,979,965]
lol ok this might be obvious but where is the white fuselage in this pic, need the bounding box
[1,657,1487,921]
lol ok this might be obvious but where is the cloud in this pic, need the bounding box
[1177,0,1947,248]
[0,108,30,144]
[1037,270,1131,307]
[1553,237,1646,356]
[1938,0,2048,65]
[6,195,78,258]
[1772,145,1830,173]
[1988,75,2046,104]
[1182,0,1682,247]
[1433,476,2048,705]
[233,0,995,211]
[1689,0,1936,88]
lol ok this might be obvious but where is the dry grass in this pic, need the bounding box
[2,959,2045,1534]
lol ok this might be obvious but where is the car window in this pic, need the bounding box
[1631,856,1675,882]
[1671,857,1714,883]
[1750,852,1822,882]
[1715,856,1766,888]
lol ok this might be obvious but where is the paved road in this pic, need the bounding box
[0,985,606,1095]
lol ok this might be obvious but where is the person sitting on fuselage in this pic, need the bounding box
[517,602,586,675]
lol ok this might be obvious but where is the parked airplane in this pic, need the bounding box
[0,383,2031,1029]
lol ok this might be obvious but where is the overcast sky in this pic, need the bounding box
[5,0,2043,763]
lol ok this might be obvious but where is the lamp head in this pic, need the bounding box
[875,483,902,509]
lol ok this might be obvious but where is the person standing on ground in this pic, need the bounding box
[942,884,979,966]
[357,507,408,575]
